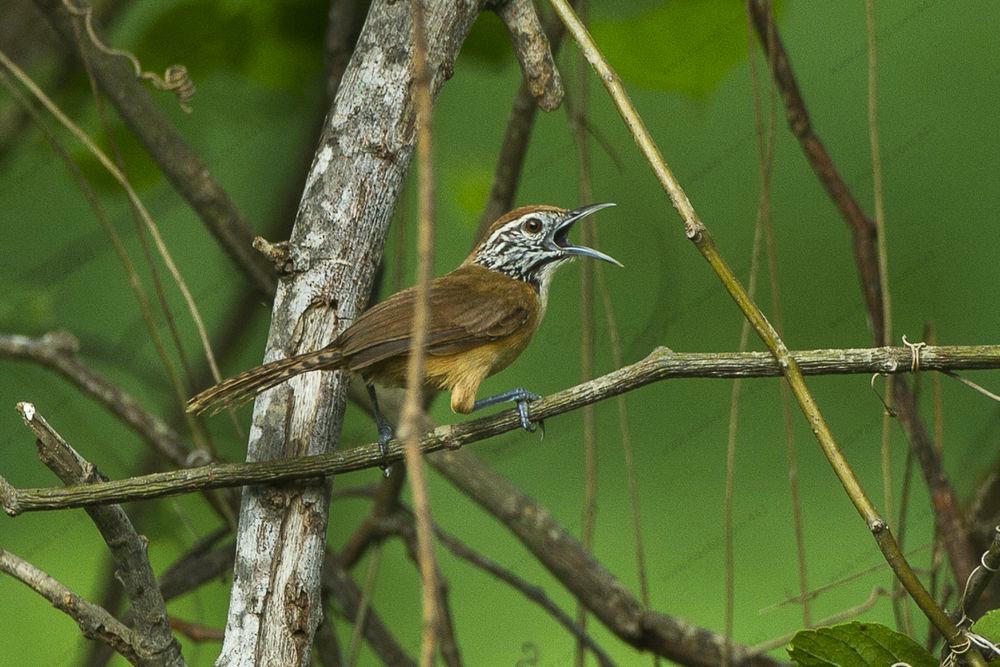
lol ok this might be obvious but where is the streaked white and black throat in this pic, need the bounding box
[472,215,570,309]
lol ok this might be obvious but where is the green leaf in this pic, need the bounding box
[591,0,783,99]
[788,622,936,667]
[974,609,1000,645]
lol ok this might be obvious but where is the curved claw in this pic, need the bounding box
[516,399,536,432]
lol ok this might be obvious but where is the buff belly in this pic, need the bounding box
[362,328,535,414]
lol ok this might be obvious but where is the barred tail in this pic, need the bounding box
[186,347,344,415]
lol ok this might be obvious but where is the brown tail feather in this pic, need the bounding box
[186,348,344,415]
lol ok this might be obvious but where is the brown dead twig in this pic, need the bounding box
[403,2,446,665]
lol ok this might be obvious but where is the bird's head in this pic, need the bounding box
[468,203,621,294]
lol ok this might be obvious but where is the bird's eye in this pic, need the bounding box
[521,217,543,235]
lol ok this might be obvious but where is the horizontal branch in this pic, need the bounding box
[3,344,998,514]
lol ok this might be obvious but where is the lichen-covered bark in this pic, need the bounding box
[218,2,485,665]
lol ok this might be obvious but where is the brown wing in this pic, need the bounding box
[336,264,536,371]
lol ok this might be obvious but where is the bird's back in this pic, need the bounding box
[338,264,542,396]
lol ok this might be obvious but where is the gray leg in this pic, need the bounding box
[367,383,393,476]
[473,387,543,434]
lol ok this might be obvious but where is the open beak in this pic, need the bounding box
[552,202,622,267]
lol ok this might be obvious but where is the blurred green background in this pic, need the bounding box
[2,1,999,664]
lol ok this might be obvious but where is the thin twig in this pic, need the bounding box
[942,371,1000,403]
[347,544,382,667]
[574,68,656,667]
[760,542,931,613]
[5,344,1000,513]
[865,0,904,633]
[321,555,417,667]
[431,519,615,667]
[745,0,883,332]
[723,179,765,665]
[955,526,1000,622]
[0,69,206,452]
[892,378,978,583]
[371,513,462,666]
[0,547,144,665]
[15,402,183,665]
[548,0,973,654]
[748,587,898,657]
[403,3,442,665]
[0,332,190,466]
[158,533,235,602]
[168,617,224,643]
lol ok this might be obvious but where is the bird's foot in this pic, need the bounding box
[376,423,393,477]
[474,387,543,434]
[366,383,394,477]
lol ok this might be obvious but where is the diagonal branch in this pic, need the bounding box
[745,0,882,337]
[15,402,183,665]
[425,510,615,666]
[493,0,563,111]
[0,547,145,665]
[1,331,190,466]
[321,553,418,667]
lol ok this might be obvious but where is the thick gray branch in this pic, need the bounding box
[217,2,487,665]
[494,0,563,110]
[4,344,997,514]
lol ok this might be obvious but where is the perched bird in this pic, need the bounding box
[187,203,620,456]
